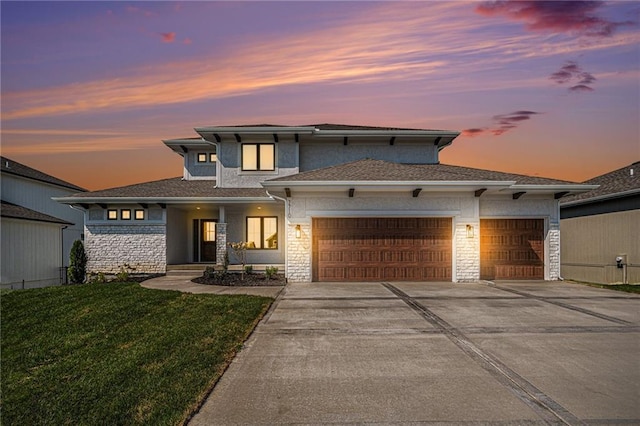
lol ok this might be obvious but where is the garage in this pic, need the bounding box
[312,217,452,282]
[480,219,544,280]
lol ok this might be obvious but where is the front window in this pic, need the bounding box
[246,217,278,249]
[242,144,275,171]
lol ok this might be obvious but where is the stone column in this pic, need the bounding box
[216,223,227,266]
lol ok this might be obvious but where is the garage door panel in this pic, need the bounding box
[480,219,544,280]
[313,217,452,282]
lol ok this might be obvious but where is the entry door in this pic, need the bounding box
[193,219,217,262]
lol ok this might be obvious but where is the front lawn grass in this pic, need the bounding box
[1,283,273,425]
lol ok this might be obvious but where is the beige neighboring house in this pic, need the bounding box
[1,157,85,289]
[560,161,639,284]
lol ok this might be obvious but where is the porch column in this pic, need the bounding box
[216,222,227,266]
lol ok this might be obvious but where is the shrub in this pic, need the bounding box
[68,240,87,284]
[88,272,107,284]
[115,264,136,282]
[265,266,278,280]
[244,265,253,275]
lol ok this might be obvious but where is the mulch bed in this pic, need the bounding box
[192,273,285,287]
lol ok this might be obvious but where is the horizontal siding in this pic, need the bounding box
[561,210,639,284]
[1,218,63,289]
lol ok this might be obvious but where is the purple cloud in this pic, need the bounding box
[462,111,541,137]
[476,1,634,37]
[549,61,597,92]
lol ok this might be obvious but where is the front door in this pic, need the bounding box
[193,219,217,262]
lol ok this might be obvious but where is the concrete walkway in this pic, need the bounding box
[140,274,284,298]
[189,280,640,425]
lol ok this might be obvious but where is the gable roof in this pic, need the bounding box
[560,161,640,206]
[55,177,271,203]
[1,156,86,192]
[1,200,73,225]
[266,158,577,185]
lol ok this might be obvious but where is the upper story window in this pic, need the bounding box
[197,152,216,163]
[242,143,275,171]
[197,153,207,163]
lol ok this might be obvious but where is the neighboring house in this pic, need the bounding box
[56,124,595,283]
[560,162,639,284]
[1,157,85,289]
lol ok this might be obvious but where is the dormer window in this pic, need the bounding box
[242,144,275,171]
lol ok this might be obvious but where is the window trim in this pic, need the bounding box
[121,209,132,220]
[134,209,145,220]
[246,216,278,250]
[107,209,118,220]
[209,153,217,162]
[197,153,207,163]
[241,143,275,171]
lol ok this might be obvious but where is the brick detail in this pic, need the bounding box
[455,223,480,282]
[216,222,228,266]
[286,223,311,282]
[85,224,166,274]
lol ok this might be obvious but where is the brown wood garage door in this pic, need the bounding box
[480,219,544,280]
[312,217,452,282]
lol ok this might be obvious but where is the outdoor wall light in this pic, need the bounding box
[295,224,302,239]
[466,224,474,239]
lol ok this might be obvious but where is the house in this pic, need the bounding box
[1,157,85,289]
[56,124,595,283]
[560,162,639,284]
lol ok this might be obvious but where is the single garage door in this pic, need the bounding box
[480,219,544,280]
[312,217,452,282]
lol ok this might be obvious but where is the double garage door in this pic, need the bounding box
[312,217,544,282]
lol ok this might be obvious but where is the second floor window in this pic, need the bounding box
[242,144,275,171]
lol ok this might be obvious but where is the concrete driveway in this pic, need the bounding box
[189,281,640,425]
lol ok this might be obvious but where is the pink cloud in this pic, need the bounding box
[461,128,488,137]
[476,1,634,37]
[569,84,594,92]
[160,32,176,43]
[462,111,540,137]
[183,38,192,45]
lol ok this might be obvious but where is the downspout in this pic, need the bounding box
[265,189,289,281]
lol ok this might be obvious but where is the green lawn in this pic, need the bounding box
[568,281,640,294]
[1,283,273,425]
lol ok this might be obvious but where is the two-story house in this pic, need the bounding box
[56,124,595,283]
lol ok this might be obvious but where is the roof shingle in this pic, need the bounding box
[1,156,85,192]
[560,161,640,204]
[1,200,73,225]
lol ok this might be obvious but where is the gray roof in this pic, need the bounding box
[561,161,640,205]
[59,177,270,200]
[266,159,577,185]
[1,156,86,192]
[1,200,73,225]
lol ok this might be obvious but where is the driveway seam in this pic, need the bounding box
[492,286,633,326]
[382,282,585,426]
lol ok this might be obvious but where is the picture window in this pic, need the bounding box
[241,144,275,171]
[246,216,278,249]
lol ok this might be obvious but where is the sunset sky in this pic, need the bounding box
[2,1,638,191]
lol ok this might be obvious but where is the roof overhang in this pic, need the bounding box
[262,181,599,197]
[195,125,460,150]
[162,137,213,155]
[54,196,275,206]
[560,188,640,207]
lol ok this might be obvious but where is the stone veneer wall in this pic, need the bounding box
[85,224,166,274]
[548,223,560,281]
[286,222,311,282]
[455,222,480,282]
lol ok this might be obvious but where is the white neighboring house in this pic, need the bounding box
[1,157,85,289]
[56,124,597,283]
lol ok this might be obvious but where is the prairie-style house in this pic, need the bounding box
[56,124,595,282]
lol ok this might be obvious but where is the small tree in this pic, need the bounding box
[228,242,248,280]
[68,240,87,284]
